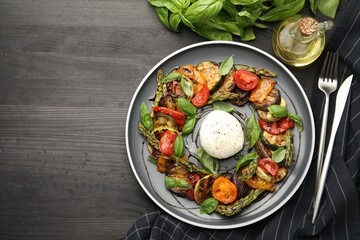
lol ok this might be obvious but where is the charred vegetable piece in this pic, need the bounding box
[215,189,265,216]
[255,139,273,158]
[216,67,236,93]
[138,122,159,150]
[285,130,294,168]
[206,91,238,105]
[253,88,281,111]
[152,106,186,131]
[166,164,192,198]
[233,69,259,91]
[158,95,180,111]
[159,130,177,155]
[234,64,278,78]
[197,61,224,93]
[230,87,251,106]
[178,64,207,93]
[152,114,178,131]
[157,154,175,173]
[232,169,251,199]
[258,158,279,177]
[154,70,164,106]
[245,175,275,192]
[194,174,216,204]
[249,78,276,103]
[259,117,295,135]
[262,131,287,148]
[212,176,238,204]
[164,80,186,98]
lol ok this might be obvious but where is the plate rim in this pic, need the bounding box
[125,40,315,229]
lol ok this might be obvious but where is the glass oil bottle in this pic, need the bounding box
[272,15,333,67]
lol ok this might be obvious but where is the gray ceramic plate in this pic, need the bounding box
[125,41,315,229]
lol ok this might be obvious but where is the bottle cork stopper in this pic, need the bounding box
[298,17,318,36]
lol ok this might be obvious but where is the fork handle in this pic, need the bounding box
[315,94,330,191]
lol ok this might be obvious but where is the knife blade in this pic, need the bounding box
[312,74,353,224]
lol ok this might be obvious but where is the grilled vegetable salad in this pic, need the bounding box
[138,55,303,216]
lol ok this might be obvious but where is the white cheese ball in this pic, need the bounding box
[199,110,244,159]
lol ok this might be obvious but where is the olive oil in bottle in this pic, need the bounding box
[272,15,333,67]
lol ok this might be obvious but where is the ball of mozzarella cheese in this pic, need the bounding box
[199,110,244,159]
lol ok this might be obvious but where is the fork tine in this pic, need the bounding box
[319,52,330,82]
[324,52,334,82]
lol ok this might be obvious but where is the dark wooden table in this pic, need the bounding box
[0,1,347,239]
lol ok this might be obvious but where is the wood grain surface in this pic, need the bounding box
[0,0,347,239]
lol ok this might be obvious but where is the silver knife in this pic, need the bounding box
[312,74,353,224]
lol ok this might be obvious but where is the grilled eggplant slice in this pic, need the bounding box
[216,67,236,93]
[255,139,273,158]
[197,61,224,93]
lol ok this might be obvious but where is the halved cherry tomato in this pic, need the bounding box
[212,176,238,204]
[259,117,294,135]
[258,158,279,177]
[159,130,177,155]
[152,106,186,130]
[234,69,259,91]
[249,78,275,103]
[191,84,210,107]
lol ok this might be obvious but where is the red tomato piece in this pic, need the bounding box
[152,106,186,130]
[258,158,279,177]
[234,69,259,91]
[191,84,210,107]
[159,130,177,155]
[259,117,295,135]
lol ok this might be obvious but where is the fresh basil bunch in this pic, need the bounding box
[148,0,339,41]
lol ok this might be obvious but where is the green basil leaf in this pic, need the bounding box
[200,197,218,214]
[148,0,165,7]
[174,133,184,157]
[178,97,197,117]
[164,0,190,13]
[272,147,286,163]
[165,176,177,189]
[212,101,235,113]
[169,13,182,32]
[236,151,258,170]
[180,76,195,98]
[241,26,255,41]
[140,102,153,131]
[244,112,260,148]
[163,71,182,83]
[223,0,239,17]
[184,0,226,23]
[182,117,196,135]
[177,179,191,189]
[211,13,243,36]
[219,55,234,76]
[288,112,303,132]
[318,0,339,18]
[230,0,261,5]
[181,13,195,29]
[236,10,258,28]
[267,105,288,118]
[198,148,219,174]
[192,23,233,41]
[259,0,305,22]
[148,154,157,164]
[155,7,171,30]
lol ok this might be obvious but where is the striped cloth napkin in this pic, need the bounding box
[124,1,360,239]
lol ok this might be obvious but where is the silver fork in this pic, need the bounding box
[314,52,339,192]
